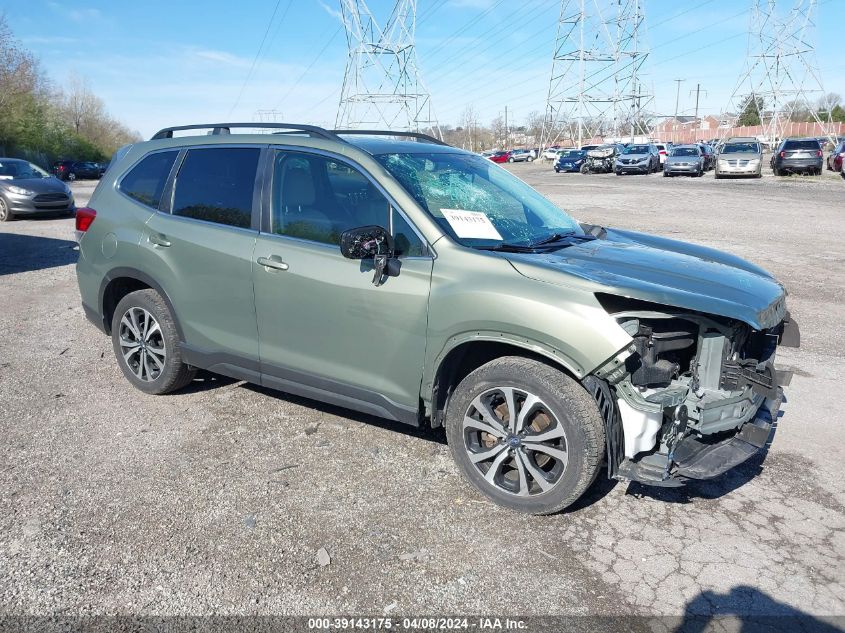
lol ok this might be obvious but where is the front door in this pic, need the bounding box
[252,149,433,423]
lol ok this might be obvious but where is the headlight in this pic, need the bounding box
[718,160,728,166]
[7,185,32,196]
[748,159,760,165]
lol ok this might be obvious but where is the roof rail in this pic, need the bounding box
[150,123,342,142]
[332,129,448,146]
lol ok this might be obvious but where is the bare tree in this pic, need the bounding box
[0,14,41,114]
[490,116,505,149]
[63,72,103,135]
[458,105,480,151]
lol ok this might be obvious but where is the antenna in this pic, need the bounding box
[540,0,651,148]
[336,0,441,137]
[724,0,833,143]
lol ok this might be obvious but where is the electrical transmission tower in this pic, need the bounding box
[336,0,440,136]
[725,0,833,142]
[540,0,650,149]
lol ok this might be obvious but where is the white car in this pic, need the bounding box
[543,147,562,160]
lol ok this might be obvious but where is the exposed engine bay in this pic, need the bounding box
[590,294,800,485]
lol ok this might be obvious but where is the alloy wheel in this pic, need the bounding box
[118,307,166,382]
[462,387,569,497]
[0,197,8,221]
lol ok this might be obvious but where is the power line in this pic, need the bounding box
[227,0,286,117]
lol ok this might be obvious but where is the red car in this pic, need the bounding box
[826,140,845,172]
[489,151,512,163]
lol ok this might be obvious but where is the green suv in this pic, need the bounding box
[76,123,799,514]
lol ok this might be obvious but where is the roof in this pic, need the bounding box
[147,123,462,157]
[345,136,466,155]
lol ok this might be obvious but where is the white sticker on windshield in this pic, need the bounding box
[441,209,503,240]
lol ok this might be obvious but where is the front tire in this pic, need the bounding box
[445,357,605,515]
[111,289,196,395]
[0,196,13,222]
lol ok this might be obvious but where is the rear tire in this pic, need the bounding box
[111,289,196,395]
[445,356,605,515]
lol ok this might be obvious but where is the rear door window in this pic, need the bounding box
[119,150,179,209]
[171,147,260,229]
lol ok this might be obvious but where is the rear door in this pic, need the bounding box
[142,145,263,374]
[252,148,433,422]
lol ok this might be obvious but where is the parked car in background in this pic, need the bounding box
[579,144,600,152]
[614,143,659,175]
[554,149,586,173]
[663,145,705,177]
[0,158,75,221]
[52,160,105,181]
[543,146,562,160]
[771,138,823,175]
[489,150,512,164]
[75,121,798,515]
[654,143,671,165]
[826,140,845,172]
[697,144,716,170]
[52,160,75,180]
[715,138,763,179]
[480,150,495,160]
[509,149,534,163]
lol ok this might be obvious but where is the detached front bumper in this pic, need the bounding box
[616,389,782,486]
[604,314,801,487]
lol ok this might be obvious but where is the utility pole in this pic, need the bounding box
[689,84,707,140]
[504,106,509,148]
[673,79,685,120]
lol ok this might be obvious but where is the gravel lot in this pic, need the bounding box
[1,168,843,628]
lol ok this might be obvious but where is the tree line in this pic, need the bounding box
[736,92,845,127]
[0,14,140,167]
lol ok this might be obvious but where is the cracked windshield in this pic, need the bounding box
[375,152,580,246]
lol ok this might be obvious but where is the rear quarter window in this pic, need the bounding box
[119,151,179,209]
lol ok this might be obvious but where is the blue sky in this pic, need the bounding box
[6,0,844,137]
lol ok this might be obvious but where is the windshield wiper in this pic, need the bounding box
[477,232,596,253]
[526,232,597,248]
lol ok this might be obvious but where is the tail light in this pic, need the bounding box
[779,151,786,158]
[817,150,823,157]
[75,207,97,232]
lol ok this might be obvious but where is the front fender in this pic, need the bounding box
[422,243,633,406]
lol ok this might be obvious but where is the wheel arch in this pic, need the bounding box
[99,267,184,339]
[427,334,583,429]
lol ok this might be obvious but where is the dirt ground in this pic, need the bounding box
[0,166,843,628]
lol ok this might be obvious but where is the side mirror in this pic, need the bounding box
[340,225,394,260]
[339,225,400,286]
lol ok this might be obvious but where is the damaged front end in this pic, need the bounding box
[587,294,800,487]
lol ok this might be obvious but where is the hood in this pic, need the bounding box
[505,228,786,330]
[717,152,761,160]
[0,177,68,194]
[618,153,649,160]
[666,154,700,162]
